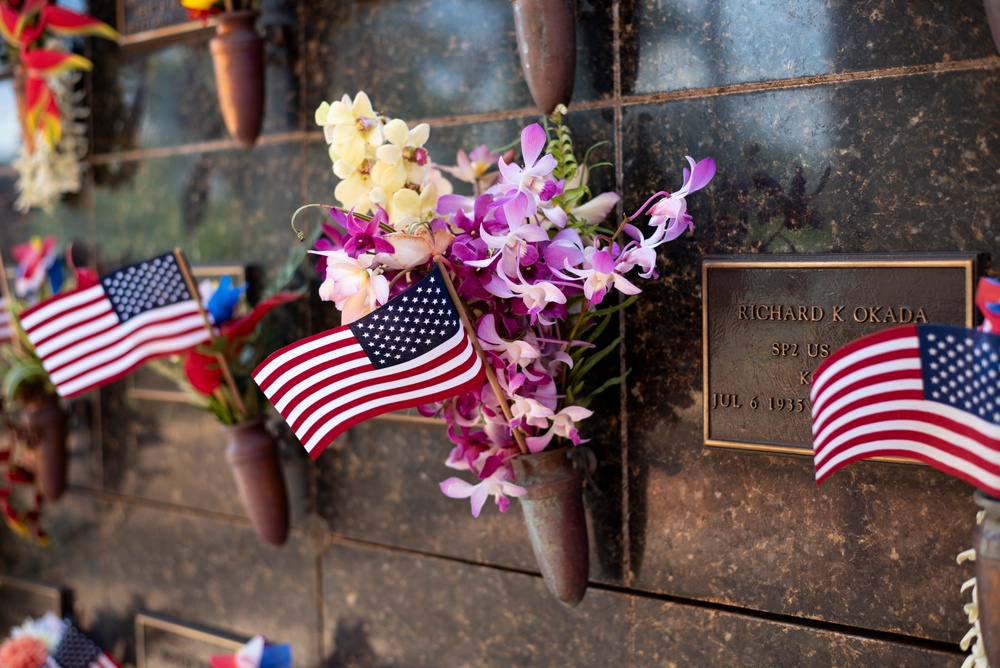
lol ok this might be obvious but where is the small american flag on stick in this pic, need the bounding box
[0,297,13,344]
[47,619,120,668]
[811,324,1000,495]
[20,252,213,398]
[253,265,486,458]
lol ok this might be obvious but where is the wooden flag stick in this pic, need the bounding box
[434,259,529,456]
[0,250,23,355]
[173,248,249,420]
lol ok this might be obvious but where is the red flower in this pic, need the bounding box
[182,292,302,396]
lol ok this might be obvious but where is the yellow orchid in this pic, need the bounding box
[316,92,383,168]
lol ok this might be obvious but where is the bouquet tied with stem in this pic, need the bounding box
[301,92,715,517]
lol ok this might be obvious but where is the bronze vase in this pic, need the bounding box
[17,394,68,502]
[225,419,289,545]
[986,0,1000,56]
[510,0,577,115]
[512,446,589,606]
[210,10,265,147]
[975,491,1000,663]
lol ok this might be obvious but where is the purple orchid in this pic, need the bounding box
[495,124,568,226]
[333,206,395,259]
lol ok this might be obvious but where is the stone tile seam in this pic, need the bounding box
[59,488,963,653]
[76,56,1000,167]
[323,532,964,655]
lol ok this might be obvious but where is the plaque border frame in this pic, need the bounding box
[701,253,980,455]
[0,573,72,616]
[135,611,248,668]
[115,0,215,50]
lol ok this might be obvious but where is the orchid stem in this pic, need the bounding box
[289,204,335,242]
[290,203,377,242]
[623,190,670,223]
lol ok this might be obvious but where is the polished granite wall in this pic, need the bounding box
[1,0,997,665]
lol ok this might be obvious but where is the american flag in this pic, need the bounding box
[253,266,486,459]
[47,619,120,668]
[811,324,1000,495]
[19,253,212,399]
[0,297,13,344]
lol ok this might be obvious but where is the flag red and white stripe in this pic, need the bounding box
[811,324,1000,495]
[19,253,211,398]
[0,297,13,344]
[254,266,486,458]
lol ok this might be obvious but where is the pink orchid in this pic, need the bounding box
[554,242,641,305]
[439,459,526,516]
[511,394,555,430]
[525,405,594,453]
[309,249,389,324]
[628,156,716,242]
[495,123,567,226]
[476,313,542,369]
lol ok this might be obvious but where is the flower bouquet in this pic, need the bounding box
[178,0,263,146]
[290,92,713,604]
[0,237,92,542]
[0,0,118,211]
[148,262,301,545]
[0,613,120,668]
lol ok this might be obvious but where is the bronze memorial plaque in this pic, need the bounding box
[703,254,979,455]
[0,574,70,629]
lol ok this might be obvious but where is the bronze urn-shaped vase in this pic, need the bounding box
[210,10,265,147]
[225,419,289,545]
[16,394,68,502]
[512,445,589,607]
[510,0,577,115]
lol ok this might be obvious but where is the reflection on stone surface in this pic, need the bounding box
[92,144,303,270]
[105,504,317,667]
[629,0,995,95]
[302,0,614,119]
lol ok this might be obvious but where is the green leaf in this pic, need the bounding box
[575,370,630,408]
[568,336,621,386]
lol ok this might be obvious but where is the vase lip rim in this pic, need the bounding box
[975,489,1000,506]
[225,416,265,431]
[217,9,259,19]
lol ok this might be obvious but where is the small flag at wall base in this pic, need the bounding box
[811,324,1000,495]
[46,618,120,668]
[253,266,486,459]
[19,252,212,398]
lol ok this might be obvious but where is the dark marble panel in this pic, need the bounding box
[103,503,318,667]
[0,172,93,252]
[620,71,1000,640]
[321,541,629,667]
[632,598,963,667]
[627,0,996,95]
[90,40,224,153]
[301,0,613,121]
[92,144,304,272]
[89,29,297,153]
[99,396,309,526]
[0,494,110,635]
